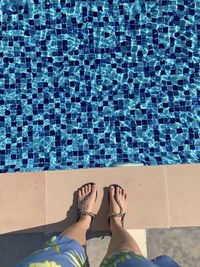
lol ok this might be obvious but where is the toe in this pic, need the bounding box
[110,185,115,199]
[120,187,126,199]
[91,183,97,197]
[84,185,88,194]
[86,184,89,193]
[78,189,82,198]
[81,187,85,196]
[116,186,120,196]
[121,188,124,195]
[87,184,91,193]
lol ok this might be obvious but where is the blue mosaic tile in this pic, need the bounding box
[0,0,200,173]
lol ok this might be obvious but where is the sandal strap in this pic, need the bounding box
[108,195,125,218]
[79,194,96,218]
[79,210,95,218]
[115,196,124,213]
[108,211,126,218]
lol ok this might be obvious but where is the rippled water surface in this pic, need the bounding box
[0,0,199,172]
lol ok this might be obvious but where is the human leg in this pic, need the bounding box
[103,185,142,260]
[15,184,97,267]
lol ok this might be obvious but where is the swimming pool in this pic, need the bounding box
[0,0,199,173]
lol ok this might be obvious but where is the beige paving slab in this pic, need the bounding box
[127,229,147,257]
[46,166,169,231]
[165,164,200,227]
[0,171,46,234]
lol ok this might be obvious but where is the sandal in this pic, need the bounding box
[77,182,97,223]
[108,184,126,228]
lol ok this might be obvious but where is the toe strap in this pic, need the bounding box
[108,194,126,218]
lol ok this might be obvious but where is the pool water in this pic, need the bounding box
[0,0,199,173]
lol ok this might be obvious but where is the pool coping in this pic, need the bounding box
[0,163,200,234]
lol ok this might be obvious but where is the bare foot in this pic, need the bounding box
[109,185,127,227]
[78,183,97,225]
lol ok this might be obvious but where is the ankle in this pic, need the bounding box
[110,217,122,229]
[79,215,92,229]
